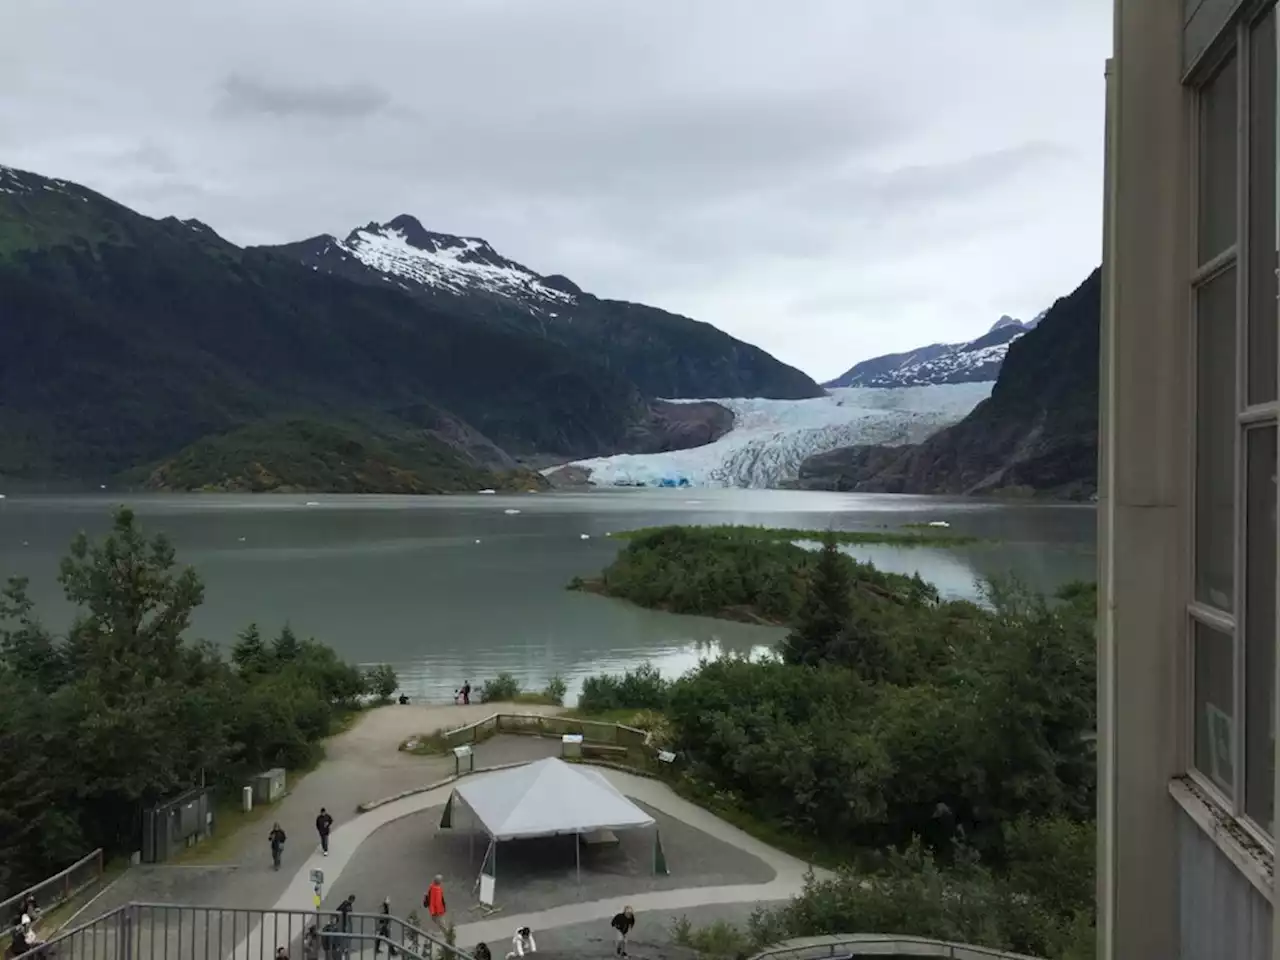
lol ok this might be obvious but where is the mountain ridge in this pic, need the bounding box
[824,320,1032,389]
[0,163,808,490]
[265,217,823,402]
[796,269,1101,499]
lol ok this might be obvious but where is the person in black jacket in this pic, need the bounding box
[268,823,287,870]
[316,808,334,856]
[610,907,635,957]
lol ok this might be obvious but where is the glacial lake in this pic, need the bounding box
[0,489,1095,703]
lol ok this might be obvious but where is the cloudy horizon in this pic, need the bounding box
[1,0,1110,382]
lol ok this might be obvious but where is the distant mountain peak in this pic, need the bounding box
[988,314,1025,334]
[824,320,1031,390]
[323,215,574,306]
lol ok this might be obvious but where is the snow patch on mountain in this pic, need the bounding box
[325,217,575,307]
[824,321,1030,389]
[549,383,991,489]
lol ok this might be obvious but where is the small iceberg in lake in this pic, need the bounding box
[580,533,590,540]
[927,520,950,528]
[504,508,521,515]
[304,501,321,507]
[478,489,496,494]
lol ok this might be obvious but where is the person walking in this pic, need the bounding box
[374,898,397,956]
[268,822,287,871]
[610,907,635,957]
[337,895,356,933]
[424,875,446,931]
[316,808,334,856]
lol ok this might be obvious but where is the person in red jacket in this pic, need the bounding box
[424,875,447,930]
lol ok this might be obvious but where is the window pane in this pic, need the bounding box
[1199,51,1238,262]
[1195,267,1237,611]
[1245,426,1277,830]
[1248,10,1278,405]
[1194,619,1236,798]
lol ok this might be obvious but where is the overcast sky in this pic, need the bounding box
[1,0,1110,382]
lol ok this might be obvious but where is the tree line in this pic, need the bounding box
[0,508,395,898]
[573,528,1097,959]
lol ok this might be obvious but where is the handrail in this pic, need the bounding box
[440,711,651,747]
[748,933,1045,960]
[13,901,474,960]
[0,849,105,918]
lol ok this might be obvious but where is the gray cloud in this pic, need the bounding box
[215,74,392,120]
[0,0,1111,379]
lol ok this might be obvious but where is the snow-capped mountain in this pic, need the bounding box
[824,319,1034,389]
[265,218,822,401]
[286,215,581,312]
[546,383,991,489]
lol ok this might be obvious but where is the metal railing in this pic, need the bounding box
[438,712,655,768]
[1,850,106,923]
[748,933,1045,960]
[12,903,474,960]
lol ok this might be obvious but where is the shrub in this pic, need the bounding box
[480,672,522,703]
[542,674,568,706]
[670,916,751,957]
[578,661,669,713]
[364,663,399,702]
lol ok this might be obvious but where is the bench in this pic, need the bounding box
[581,743,629,760]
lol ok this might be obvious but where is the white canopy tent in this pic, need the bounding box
[439,758,668,902]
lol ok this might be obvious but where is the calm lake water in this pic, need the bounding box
[0,490,1095,703]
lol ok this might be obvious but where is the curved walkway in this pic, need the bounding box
[264,765,826,946]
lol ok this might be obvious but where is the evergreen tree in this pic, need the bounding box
[782,534,853,666]
[232,623,269,673]
[273,623,302,662]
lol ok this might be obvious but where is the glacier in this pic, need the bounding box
[549,383,992,489]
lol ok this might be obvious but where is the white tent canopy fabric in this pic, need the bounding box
[449,757,655,840]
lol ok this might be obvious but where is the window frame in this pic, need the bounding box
[1186,1,1280,847]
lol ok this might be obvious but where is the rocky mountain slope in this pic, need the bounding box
[0,164,806,489]
[796,270,1100,499]
[824,315,1042,389]
[267,217,822,401]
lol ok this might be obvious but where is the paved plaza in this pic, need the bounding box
[68,704,823,959]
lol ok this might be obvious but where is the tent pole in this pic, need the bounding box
[575,832,580,887]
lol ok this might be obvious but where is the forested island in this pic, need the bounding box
[567,524,1097,958]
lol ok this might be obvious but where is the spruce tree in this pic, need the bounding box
[783,533,853,666]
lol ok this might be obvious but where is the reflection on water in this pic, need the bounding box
[0,489,1094,702]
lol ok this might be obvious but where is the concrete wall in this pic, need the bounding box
[1179,811,1273,960]
[1099,0,1192,957]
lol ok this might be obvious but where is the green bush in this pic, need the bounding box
[578,661,670,713]
[364,663,399,702]
[542,674,568,706]
[480,672,522,703]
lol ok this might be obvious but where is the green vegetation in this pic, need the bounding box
[568,525,939,624]
[0,508,390,898]
[612,524,982,547]
[574,534,1097,958]
[475,671,568,707]
[135,419,548,495]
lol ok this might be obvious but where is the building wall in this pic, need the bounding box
[1179,811,1272,960]
[1103,0,1279,958]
